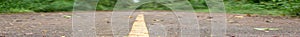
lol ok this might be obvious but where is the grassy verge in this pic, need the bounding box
[0,0,299,16]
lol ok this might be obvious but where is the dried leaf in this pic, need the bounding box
[42,30,48,33]
[234,16,244,18]
[268,28,280,30]
[254,28,280,31]
[246,14,251,17]
[153,19,162,22]
[254,28,268,31]
[63,15,72,19]
[59,13,64,15]
[61,36,65,37]
[264,31,269,32]
[128,16,133,18]
[41,14,45,16]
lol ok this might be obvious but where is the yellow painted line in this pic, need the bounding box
[128,13,149,37]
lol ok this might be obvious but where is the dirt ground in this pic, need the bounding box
[0,11,300,37]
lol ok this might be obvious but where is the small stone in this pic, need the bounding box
[15,20,22,22]
[30,26,36,28]
[231,36,235,37]
[25,33,33,35]
[31,19,36,20]
[5,27,12,29]
[177,16,182,18]
[50,24,55,25]
[106,21,110,23]
[266,20,272,23]
[226,34,235,37]
[228,20,238,23]
[78,30,83,31]
[150,24,154,25]
[272,35,279,37]
[0,35,5,37]
[207,16,213,19]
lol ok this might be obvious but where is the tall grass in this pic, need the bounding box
[0,0,299,16]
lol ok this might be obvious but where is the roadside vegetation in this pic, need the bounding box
[0,0,299,16]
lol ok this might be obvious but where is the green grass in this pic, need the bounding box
[0,0,299,16]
